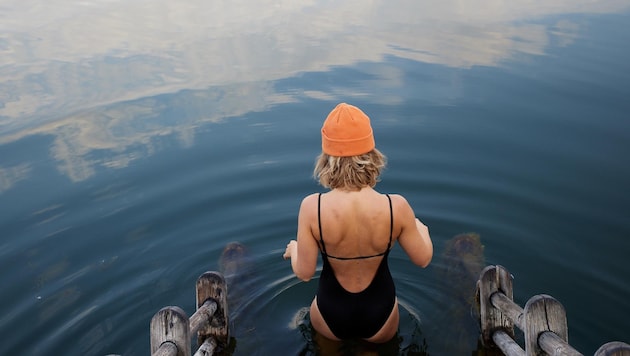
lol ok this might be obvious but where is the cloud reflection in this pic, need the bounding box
[0,163,31,193]
[0,0,628,182]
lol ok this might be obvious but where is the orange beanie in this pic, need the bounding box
[321,103,375,157]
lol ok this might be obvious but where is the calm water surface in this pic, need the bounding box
[1,1,629,355]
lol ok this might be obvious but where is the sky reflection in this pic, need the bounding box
[0,0,629,184]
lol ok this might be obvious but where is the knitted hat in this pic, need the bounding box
[321,103,375,157]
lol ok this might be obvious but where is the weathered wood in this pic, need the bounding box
[189,300,217,336]
[594,341,630,356]
[476,265,629,356]
[150,306,191,356]
[152,341,178,356]
[524,294,578,356]
[493,329,525,356]
[193,337,218,356]
[196,271,229,348]
[538,331,583,355]
[478,265,515,346]
[491,291,525,331]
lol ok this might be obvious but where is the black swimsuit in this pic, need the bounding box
[315,193,396,339]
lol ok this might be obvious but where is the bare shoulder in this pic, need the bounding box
[300,193,320,207]
[386,194,413,213]
[298,193,320,217]
[386,193,417,230]
[386,193,408,204]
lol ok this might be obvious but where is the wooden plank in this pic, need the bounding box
[594,341,630,356]
[524,294,581,356]
[493,329,525,356]
[539,331,582,355]
[478,265,515,346]
[193,337,218,356]
[150,306,191,356]
[189,300,217,336]
[491,292,525,331]
[196,271,229,348]
[152,342,178,356]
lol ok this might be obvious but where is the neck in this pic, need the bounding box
[332,186,373,193]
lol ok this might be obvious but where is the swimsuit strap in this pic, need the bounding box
[386,193,393,250]
[326,251,387,260]
[318,193,394,260]
[318,193,327,255]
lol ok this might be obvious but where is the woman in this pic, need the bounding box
[283,102,433,343]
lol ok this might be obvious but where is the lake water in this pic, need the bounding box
[1,1,629,355]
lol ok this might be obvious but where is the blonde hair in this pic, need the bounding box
[313,149,387,190]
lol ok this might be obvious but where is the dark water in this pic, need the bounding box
[1,1,629,355]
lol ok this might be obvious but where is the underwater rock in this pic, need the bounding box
[435,232,486,355]
[440,232,485,308]
[219,242,250,284]
[218,241,253,313]
[217,241,256,354]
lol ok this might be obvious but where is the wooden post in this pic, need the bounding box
[524,294,581,356]
[150,306,191,356]
[478,265,515,346]
[475,265,627,356]
[196,271,229,348]
[594,341,630,356]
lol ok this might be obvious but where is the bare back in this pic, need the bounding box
[316,188,397,293]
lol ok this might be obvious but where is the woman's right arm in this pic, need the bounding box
[395,195,433,267]
[284,194,320,281]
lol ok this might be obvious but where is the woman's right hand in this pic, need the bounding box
[283,240,297,260]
